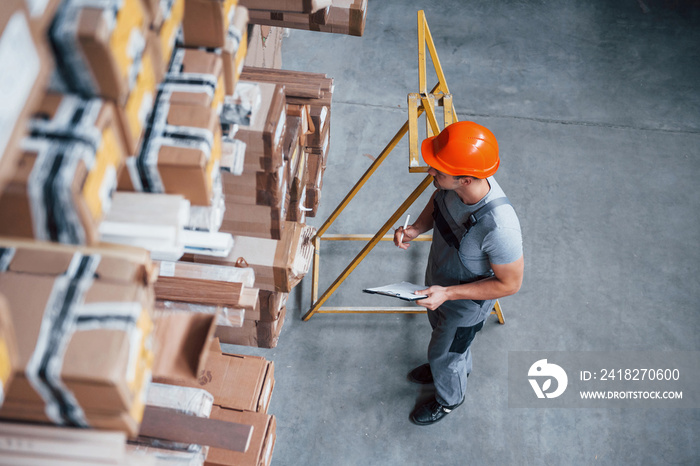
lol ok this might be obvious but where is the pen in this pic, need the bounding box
[399,214,410,245]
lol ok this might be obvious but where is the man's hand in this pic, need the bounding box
[394,224,420,250]
[415,285,449,310]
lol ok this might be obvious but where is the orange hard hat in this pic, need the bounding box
[421,121,500,178]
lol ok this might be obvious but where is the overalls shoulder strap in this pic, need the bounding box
[432,193,511,249]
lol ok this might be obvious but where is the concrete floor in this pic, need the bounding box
[222,1,700,464]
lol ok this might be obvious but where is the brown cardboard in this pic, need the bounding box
[247,6,330,30]
[215,305,287,349]
[205,407,276,466]
[221,160,289,207]
[235,80,286,171]
[154,346,274,413]
[28,92,129,226]
[252,290,288,322]
[165,47,225,111]
[181,0,239,48]
[151,311,218,381]
[0,142,99,245]
[0,402,140,438]
[196,221,315,292]
[0,272,152,412]
[243,24,283,69]
[64,0,151,105]
[115,35,160,155]
[148,0,185,74]
[0,238,155,286]
[221,6,250,95]
[0,3,53,198]
[239,0,331,13]
[220,201,288,240]
[122,100,222,206]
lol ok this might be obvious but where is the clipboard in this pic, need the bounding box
[362,281,428,302]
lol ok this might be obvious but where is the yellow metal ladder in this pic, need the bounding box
[302,10,505,324]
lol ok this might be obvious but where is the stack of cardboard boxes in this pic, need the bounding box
[0,0,367,463]
[241,0,368,36]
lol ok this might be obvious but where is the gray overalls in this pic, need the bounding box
[425,179,515,406]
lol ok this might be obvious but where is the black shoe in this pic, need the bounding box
[407,363,433,384]
[410,397,464,426]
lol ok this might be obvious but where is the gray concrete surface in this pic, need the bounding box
[222,1,700,464]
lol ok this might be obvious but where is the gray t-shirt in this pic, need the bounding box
[426,176,522,325]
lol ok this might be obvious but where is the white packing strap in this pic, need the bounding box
[26,138,94,244]
[51,1,100,95]
[28,95,103,158]
[24,253,101,427]
[159,81,216,102]
[0,247,16,272]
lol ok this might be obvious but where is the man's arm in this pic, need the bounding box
[416,255,524,310]
[394,190,436,249]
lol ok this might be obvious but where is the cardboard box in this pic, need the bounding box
[243,24,283,69]
[181,0,239,48]
[23,93,130,235]
[239,0,331,13]
[155,346,275,413]
[247,6,330,30]
[121,98,222,206]
[0,2,53,198]
[151,311,218,381]
[196,221,315,292]
[322,0,367,36]
[221,6,250,95]
[49,0,152,105]
[0,272,154,436]
[0,240,155,436]
[221,160,289,207]
[148,0,185,74]
[116,35,160,155]
[215,305,287,348]
[205,407,276,466]
[165,47,226,112]
[0,237,155,286]
[235,80,286,172]
[251,289,288,322]
[0,272,153,408]
[0,138,101,245]
[220,200,288,240]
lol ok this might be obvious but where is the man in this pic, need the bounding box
[394,121,524,426]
